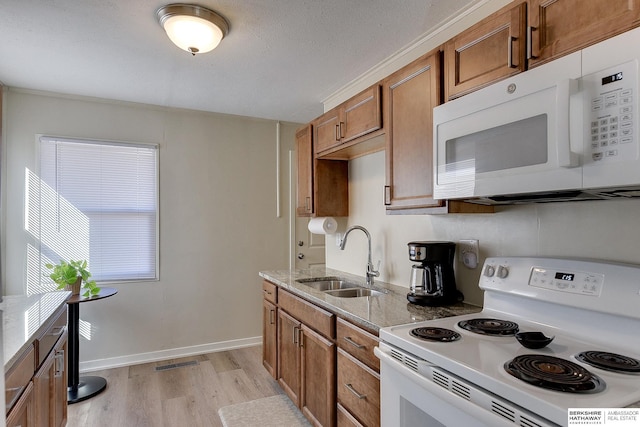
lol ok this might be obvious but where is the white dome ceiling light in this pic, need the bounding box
[157,4,229,56]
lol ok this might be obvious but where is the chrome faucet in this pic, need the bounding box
[339,225,380,286]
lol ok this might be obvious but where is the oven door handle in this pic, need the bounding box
[374,346,437,375]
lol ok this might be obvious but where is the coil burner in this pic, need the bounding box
[505,354,605,393]
[410,327,461,342]
[458,318,519,336]
[576,351,640,374]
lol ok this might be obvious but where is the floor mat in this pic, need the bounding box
[218,394,311,427]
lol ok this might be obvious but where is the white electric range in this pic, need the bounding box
[375,257,640,427]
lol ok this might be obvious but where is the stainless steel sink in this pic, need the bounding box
[323,288,384,298]
[296,277,362,291]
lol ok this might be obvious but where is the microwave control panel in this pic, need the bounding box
[585,60,637,163]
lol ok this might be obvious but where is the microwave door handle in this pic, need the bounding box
[556,78,579,168]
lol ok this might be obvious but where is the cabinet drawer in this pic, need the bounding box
[337,403,364,427]
[36,305,67,366]
[337,349,380,427]
[262,280,278,304]
[279,290,335,339]
[5,345,35,414]
[337,318,379,371]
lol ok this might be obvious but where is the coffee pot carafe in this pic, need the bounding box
[407,241,462,306]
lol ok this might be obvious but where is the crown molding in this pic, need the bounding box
[322,0,511,111]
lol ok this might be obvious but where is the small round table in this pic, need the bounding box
[66,287,118,404]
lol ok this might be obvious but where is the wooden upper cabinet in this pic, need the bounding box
[528,0,640,67]
[296,124,314,216]
[314,109,341,154]
[444,1,527,100]
[296,123,349,217]
[341,85,382,143]
[314,84,382,156]
[384,51,444,211]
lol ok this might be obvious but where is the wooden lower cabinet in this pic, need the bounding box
[277,304,336,426]
[262,299,278,379]
[278,310,302,407]
[336,349,380,427]
[264,283,381,426]
[5,304,68,427]
[34,330,68,427]
[337,403,364,427]
[300,324,336,426]
[6,382,35,427]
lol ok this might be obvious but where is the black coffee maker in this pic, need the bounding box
[407,241,462,306]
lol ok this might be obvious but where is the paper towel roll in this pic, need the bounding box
[308,217,338,235]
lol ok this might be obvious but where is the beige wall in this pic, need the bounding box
[326,151,640,307]
[324,0,640,306]
[2,89,297,368]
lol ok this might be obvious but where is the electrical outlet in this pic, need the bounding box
[458,239,479,269]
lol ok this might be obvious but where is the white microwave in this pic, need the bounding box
[433,27,640,205]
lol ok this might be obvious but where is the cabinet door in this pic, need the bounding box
[300,324,336,427]
[34,347,54,426]
[52,339,67,427]
[6,382,35,427]
[34,330,67,427]
[444,1,526,100]
[277,310,301,407]
[384,52,444,211]
[528,0,640,67]
[341,85,382,143]
[296,124,314,216]
[262,299,278,379]
[315,110,341,154]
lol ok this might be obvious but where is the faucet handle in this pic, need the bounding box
[368,260,381,277]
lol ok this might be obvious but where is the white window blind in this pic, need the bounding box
[38,136,158,283]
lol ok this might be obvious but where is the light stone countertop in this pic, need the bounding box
[259,267,481,333]
[262,268,640,409]
[1,291,71,372]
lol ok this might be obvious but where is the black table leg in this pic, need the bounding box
[67,302,108,403]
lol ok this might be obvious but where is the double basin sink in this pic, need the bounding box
[295,277,385,298]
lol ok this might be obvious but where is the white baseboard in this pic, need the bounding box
[79,336,262,373]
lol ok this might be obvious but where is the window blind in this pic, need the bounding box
[38,136,158,283]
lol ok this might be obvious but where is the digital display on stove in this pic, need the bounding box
[555,272,575,281]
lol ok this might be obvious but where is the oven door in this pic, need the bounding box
[433,52,583,201]
[375,344,557,427]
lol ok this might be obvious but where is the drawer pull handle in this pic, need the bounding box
[263,289,272,295]
[343,336,365,349]
[345,383,366,399]
[54,350,65,378]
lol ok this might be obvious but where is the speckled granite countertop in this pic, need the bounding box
[2,291,70,372]
[261,269,640,409]
[259,267,481,333]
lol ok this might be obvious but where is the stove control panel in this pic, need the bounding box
[529,267,604,296]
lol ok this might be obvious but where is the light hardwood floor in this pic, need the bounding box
[67,345,283,427]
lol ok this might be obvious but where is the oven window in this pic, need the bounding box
[401,398,446,427]
[445,114,548,173]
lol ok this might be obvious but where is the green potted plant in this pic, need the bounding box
[45,259,101,297]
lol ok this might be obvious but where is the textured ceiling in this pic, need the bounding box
[0,0,476,123]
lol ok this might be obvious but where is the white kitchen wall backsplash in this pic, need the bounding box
[326,151,640,306]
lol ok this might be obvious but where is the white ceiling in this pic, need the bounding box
[0,0,476,123]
